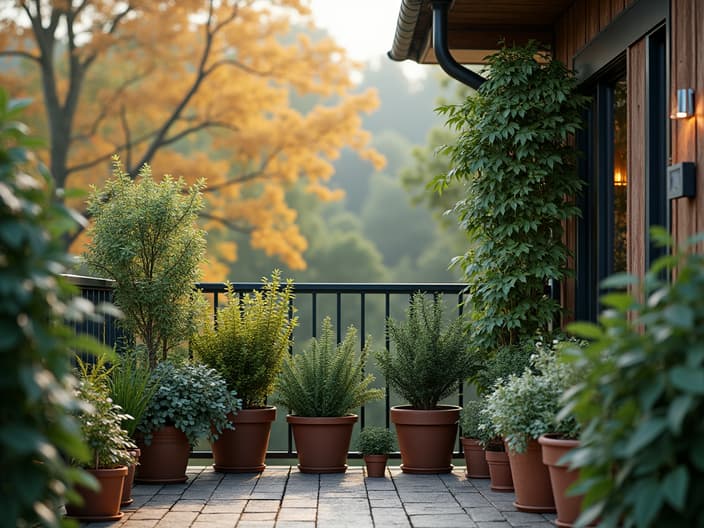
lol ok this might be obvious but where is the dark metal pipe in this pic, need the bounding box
[432,0,486,89]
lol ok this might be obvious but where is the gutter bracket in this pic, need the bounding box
[432,0,486,89]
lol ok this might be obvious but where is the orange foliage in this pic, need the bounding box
[0,0,384,279]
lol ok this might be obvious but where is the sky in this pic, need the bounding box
[308,0,427,80]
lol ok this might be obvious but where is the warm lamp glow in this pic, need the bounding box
[670,88,695,119]
[614,168,627,187]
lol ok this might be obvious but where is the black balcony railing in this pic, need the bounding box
[66,275,469,459]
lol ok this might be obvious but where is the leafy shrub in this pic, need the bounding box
[376,293,475,409]
[275,317,383,417]
[460,399,484,439]
[563,229,704,528]
[357,426,395,455]
[472,341,535,394]
[138,361,240,446]
[74,378,136,469]
[84,157,206,368]
[483,341,580,453]
[192,270,297,408]
[0,89,108,526]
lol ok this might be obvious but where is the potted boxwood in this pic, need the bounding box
[459,400,490,479]
[192,270,296,473]
[65,377,136,522]
[107,346,160,504]
[135,361,240,483]
[275,317,383,473]
[375,292,476,474]
[357,426,395,478]
[474,399,513,491]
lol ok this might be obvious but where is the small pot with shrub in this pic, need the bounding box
[275,317,383,473]
[357,426,395,478]
[459,400,490,479]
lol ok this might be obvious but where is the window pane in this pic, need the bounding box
[613,77,628,273]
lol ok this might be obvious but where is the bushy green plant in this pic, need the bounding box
[472,341,535,394]
[0,89,109,527]
[138,361,240,446]
[108,346,160,437]
[192,270,297,408]
[435,42,588,364]
[376,292,475,409]
[459,399,484,439]
[357,426,395,456]
[483,342,580,453]
[84,157,206,368]
[275,317,383,417]
[74,378,136,470]
[563,229,704,528]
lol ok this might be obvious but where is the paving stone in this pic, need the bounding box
[200,500,247,514]
[372,508,412,527]
[145,495,183,507]
[403,502,464,515]
[192,512,239,527]
[274,522,316,528]
[240,511,278,521]
[132,485,163,496]
[236,521,276,528]
[245,500,281,513]
[408,513,476,527]
[249,492,285,500]
[467,506,506,522]
[276,507,317,521]
[154,510,198,526]
[502,510,553,525]
[119,520,159,528]
[280,498,317,508]
[454,492,493,508]
[128,508,169,520]
[170,499,205,511]
[397,492,457,503]
[475,522,511,528]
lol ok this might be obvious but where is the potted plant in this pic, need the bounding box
[65,377,136,521]
[107,346,160,504]
[561,229,704,528]
[357,426,395,478]
[275,317,383,473]
[375,292,475,474]
[192,270,296,473]
[459,400,490,479]
[135,361,240,483]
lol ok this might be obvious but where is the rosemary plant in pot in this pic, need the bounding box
[192,270,296,473]
[136,361,240,483]
[275,317,383,473]
[375,292,476,474]
[65,376,136,522]
[357,426,395,478]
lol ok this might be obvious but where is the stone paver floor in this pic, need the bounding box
[82,465,556,528]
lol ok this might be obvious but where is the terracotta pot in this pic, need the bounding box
[540,434,588,527]
[364,454,388,478]
[485,449,514,491]
[461,437,490,479]
[288,414,357,473]
[506,438,556,513]
[390,405,460,474]
[211,407,276,473]
[120,447,140,506]
[65,466,127,521]
[135,426,190,483]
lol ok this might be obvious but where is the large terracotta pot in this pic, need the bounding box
[539,434,587,527]
[485,449,514,491]
[135,426,190,483]
[390,405,460,474]
[121,448,140,506]
[506,438,556,513]
[288,414,357,473]
[461,437,490,478]
[65,466,128,521]
[212,407,276,473]
[364,454,389,478]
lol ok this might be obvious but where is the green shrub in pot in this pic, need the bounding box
[562,229,704,528]
[357,426,395,456]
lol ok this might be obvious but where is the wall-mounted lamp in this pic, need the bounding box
[671,88,695,119]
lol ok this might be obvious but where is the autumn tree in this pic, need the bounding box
[0,0,384,278]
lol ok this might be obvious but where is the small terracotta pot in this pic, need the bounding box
[120,447,140,506]
[288,414,357,473]
[390,405,460,474]
[211,407,276,473]
[364,454,389,478]
[485,449,514,491]
[539,434,587,527]
[507,438,555,513]
[135,426,190,483]
[461,437,490,479]
[65,466,128,521]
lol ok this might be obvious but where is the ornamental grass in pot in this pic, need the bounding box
[136,361,240,483]
[192,270,296,473]
[275,317,383,474]
[375,292,476,474]
[65,375,137,522]
[459,400,490,479]
[357,426,395,478]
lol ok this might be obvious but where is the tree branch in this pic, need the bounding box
[199,212,252,234]
[119,105,132,170]
[0,50,41,62]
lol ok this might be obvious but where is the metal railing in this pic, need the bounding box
[67,276,469,459]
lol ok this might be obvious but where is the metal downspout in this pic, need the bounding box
[431,0,486,89]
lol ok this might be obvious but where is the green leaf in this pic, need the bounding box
[600,292,635,311]
[600,273,638,290]
[667,395,692,434]
[669,367,704,394]
[662,466,688,510]
[566,321,603,339]
[625,418,667,456]
[633,478,663,527]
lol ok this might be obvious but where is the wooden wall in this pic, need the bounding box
[671,0,704,249]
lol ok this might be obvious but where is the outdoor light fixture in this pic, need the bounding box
[671,88,694,119]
